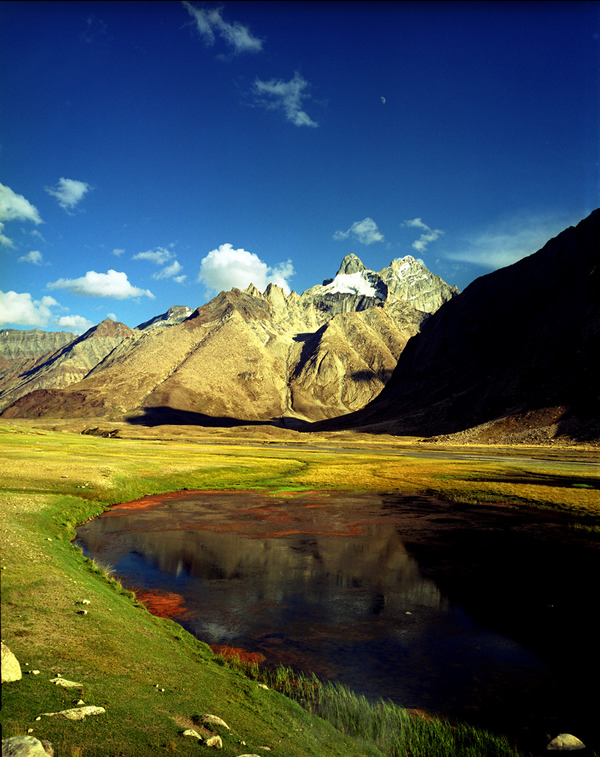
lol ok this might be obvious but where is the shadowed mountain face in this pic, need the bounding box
[0,255,457,424]
[311,210,600,443]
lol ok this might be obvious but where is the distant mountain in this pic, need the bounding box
[136,305,194,331]
[0,320,134,413]
[0,328,76,362]
[0,255,457,424]
[311,210,600,443]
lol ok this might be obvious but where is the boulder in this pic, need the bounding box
[205,735,222,749]
[182,729,202,740]
[547,733,586,751]
[1,643,22,683]
[1,736,52,756]
[200,714,230,730]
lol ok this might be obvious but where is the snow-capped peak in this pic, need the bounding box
[319,271,385,299]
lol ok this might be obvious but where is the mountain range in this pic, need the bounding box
[0,254,457,426]
[2,210,598,444]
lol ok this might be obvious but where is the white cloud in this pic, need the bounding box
[45,178,91,211]
[133,246,185,279]
[198,244,295,295]
[445,212,582,270]
[0,291,97,334]
[268,260,295,291]
[133,247,173,264]
[183,2,262,54]
[403,218,444,252]
[112,248,125,257]
[106,312,117,321]
[47,269,154,299]
[152,259,185,280]
[18,250,43,265]
[333,217,384,245]
[253,73,318,127]
[0,291,58,327]
[56,314,94,334]
[0,183,43,247]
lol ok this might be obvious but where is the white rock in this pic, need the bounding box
[182,729,202,740]
[547,733,586,751]
[1,642,22,683]
[200,714,230,730]
[49,677,82,688]
[0,735,50,756]
[40,706,105,721]
[205,735,222,749]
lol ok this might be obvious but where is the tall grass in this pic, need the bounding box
[85,555,136,599]
[217,655,522,757]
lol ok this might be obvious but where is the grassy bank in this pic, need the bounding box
[1,420,598,755]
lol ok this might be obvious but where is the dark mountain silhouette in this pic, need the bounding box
[310,210,600,443]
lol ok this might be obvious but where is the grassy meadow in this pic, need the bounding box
[1,418,599,756]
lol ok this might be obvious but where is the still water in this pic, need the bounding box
[75,490,599,752]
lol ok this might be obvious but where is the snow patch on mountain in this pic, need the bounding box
[319,271,384,299]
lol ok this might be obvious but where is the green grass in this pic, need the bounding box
[1,420,599,756]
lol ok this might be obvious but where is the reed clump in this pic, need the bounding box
[216,657,522,757]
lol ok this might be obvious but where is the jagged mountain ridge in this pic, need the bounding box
[135,305,194,331]
[311,210,600,443]
[0,254,457,423]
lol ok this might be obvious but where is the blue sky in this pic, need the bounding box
[1,1,598,333]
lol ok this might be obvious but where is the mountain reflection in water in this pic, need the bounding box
[75,490,599,752]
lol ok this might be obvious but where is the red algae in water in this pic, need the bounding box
[104,489,232,516]
[210,646,266,665]
[134,588,187,618]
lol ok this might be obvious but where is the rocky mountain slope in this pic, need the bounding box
[312,210,600,443]
[0,329,75,397]
[0,255,457,424]
[0,320,135,413]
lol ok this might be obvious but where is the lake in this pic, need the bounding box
[75,489,600,754]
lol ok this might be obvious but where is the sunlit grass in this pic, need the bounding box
[1,422,598,518]
[1,420,598,756]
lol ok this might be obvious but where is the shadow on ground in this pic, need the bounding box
[126,405,311,430]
